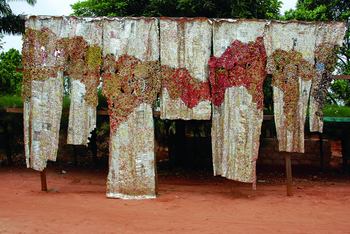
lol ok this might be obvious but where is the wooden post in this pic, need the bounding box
[40,168,48,192]
[285,153,293,196]
[319,132,324,170]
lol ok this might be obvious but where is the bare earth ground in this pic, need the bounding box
[0,167,350,234]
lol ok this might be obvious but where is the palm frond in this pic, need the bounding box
[0,14,25,35]
[0,0,12,16]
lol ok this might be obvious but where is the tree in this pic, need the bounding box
[71,0,282,19]
[0,0,37,35]
[283,0,349,21]
[0,48,22,95]
[283,0,350,105]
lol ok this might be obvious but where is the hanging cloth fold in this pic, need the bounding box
[22,17,66,171]
[159,18,212,120]
[309,22,346,133]
[66,19,103,145]
[102,18,160,199]
[210,19,267,183]
[265,22,317,153]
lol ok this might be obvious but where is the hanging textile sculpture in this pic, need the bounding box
[102,18,160,199]
[67,19,103,145]
[160,18,211,120]
[266,22,317,153]
[22,17,66,171]
[309,22,346,132]
[210,19,267,184]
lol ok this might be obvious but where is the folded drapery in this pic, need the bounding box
[67,19,103,146]
[23,18,65,171]
[102,18,160,199]
[159,18,212,120]
[309,23,346,133]
[265,22,316,153]
[210,19,267,184]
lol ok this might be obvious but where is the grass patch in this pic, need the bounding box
[323,105,350,117]
[0,95,23,108]
[0,95,71,110]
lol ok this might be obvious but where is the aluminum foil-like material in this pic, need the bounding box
[24,17,65,171]
[29,76,64,171]
[211,20,266,183]
[103,17,159,61]
[106,103,156,199]
[103,17,158,199]
[309,22,346,133]
[265,22,316,153]
[212,87,262,183]
[67,19,103,145]
[67,79,97,145]
[160,18,212,120]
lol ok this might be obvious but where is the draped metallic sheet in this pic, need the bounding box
[159,18,212,120]
[211,19,267,184]
[67,19,103,145]
[103,17,159,199]
[265,21,316,153]
[23,16,66,171]
[309,22,346,133]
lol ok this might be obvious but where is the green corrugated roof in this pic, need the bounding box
[323,117,350,122]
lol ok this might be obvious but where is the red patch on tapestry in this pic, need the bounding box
[208,37,267,109]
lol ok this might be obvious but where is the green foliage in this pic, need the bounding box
[328,80,350,106]
[263,75,273,113]
[323,104,350,117]
[0,94,22,108]
[283,0,350,21]
[72,0,282,19]
[0,48,22,95]
[0,0,36,34]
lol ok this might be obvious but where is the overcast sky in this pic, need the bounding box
[2,0,297,52]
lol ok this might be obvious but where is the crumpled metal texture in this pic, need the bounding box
[67,79,97,145]
[103,17,159,199]
[67,19,103,145]
[23,16,65,171]
[211,19,266,183]
[309,22,346,133]
[159,18,212,120]
[106,103,156,199]
[265,22,316,153]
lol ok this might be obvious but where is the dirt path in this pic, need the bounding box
[0,168,349,233]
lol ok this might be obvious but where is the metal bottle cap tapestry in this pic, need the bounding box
[22,16,346,199]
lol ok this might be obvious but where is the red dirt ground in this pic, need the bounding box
[0,167,350,234]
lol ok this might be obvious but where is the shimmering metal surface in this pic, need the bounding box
[67,80,97,145]
[212,87,263,183]
[67,19,103,145]
[211,20,266,183]
[23,17,65,171]
[26,75,64,171]
[103,17,158,199]
[106,104,156,199]
[309,22,346,133]
[265,22,316,153]
[160,18,212,120]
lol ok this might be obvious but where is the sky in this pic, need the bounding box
[2,0,298,52]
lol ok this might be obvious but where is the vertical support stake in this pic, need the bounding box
[285,153,293,196]
[40,168,47,192]
[319,132,324,170]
